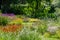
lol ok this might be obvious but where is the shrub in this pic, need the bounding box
[23,7,33,17]
[0,16,10,26]
[9,4,24,15]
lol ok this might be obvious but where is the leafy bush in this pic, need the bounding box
[23,7,33,17]
[0,16,10,26]
[8,4,24,15]
[22,0,56,19]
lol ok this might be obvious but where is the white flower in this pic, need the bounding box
[47,26,58,33]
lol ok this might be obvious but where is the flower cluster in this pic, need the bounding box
[1,13,15,16]
[0,24,22,32]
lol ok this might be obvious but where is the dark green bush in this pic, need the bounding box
[3,4,24,15]
[0,16,10,26]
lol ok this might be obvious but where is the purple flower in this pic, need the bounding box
[7,13,15,16]
[1,13,15,16]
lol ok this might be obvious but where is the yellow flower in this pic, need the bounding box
[29,18,40,22]
[9,18,23,25]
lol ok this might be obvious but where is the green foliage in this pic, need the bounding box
[1,0,59,19]
[2,0,22,13]
[9,4,24,15]
[22,0,56,19]
[37,21,47,34]
[0,16,10,26]
[0,19,60,40]
[23,7,33,17]
[0,10,2,13]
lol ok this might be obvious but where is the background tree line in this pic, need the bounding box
[0,0,60,19]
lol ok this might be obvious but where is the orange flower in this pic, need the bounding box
[0,24,22,32]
